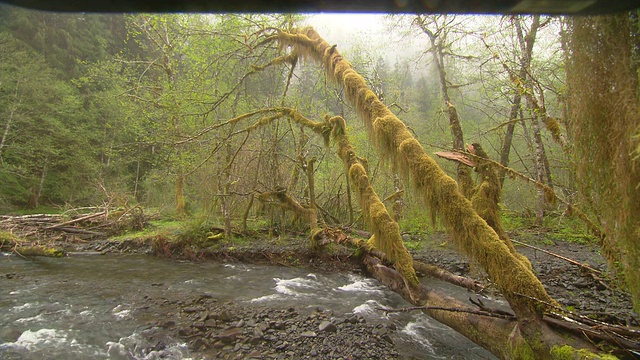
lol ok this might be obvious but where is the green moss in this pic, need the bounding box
[111,220,182,242]
[550,345,619,360]
[278,26,556,316]
[0,230,20,243]
[511,341,536,360]
[14,246,64,257]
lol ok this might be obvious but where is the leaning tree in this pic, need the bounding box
[213,23,638,359]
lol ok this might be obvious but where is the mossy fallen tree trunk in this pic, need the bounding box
[1,230,63,257]
[273,26,622,359]
[13,245,65,257]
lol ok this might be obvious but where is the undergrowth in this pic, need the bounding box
[502,211,598,245]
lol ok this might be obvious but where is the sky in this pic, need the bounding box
[303,14,424,70]
[304,13,386,44]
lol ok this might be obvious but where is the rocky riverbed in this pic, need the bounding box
[412,230,637,325]
[131,294,400,360]
[25,228,639,358]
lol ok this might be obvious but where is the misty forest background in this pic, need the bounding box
[0,9,576,217]
[0,7,638,258]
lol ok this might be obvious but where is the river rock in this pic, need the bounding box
[182,306,202,313]
[210,310,232,322]
[318,320,337,333]
[190,337,208,351]
[215,327,242,343]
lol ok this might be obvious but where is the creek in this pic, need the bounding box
[0,253,496,359]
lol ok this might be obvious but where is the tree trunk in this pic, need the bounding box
[531,115,548,225]
[417,16,471,197]
[346,170,354,223]
[222,142,233,239]
[133,144,141,200]
[175,172,185,217]
[498,95,520,189]
[241,193,254,234]
[499,16,539,189]
[0,80,21,163]
[33,158,48,208]
[304,158,318,229]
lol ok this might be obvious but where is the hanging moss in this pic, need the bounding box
[338,125,420,292]
[278,27,556,316]
[542,117,564,146]
[569,15,640,312]
[468,143,532,270]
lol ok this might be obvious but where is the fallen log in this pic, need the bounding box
[413,260,484,293]
[361,254,532,357]
[13,245,65,257]
[315,227,484,292]
[44,211,106,230]
[315,226,639,358]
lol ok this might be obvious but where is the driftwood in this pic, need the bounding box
[413,260,485,293]
[44,211,107,230]
[0,206,145,243]
[435,151,476,167]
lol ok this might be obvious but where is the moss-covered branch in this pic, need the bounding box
[450,148,605,242]
[257,188,317,230]
[277,26,554,317]
[327,115,421,297]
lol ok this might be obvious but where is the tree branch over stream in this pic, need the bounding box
[268,25,634,359]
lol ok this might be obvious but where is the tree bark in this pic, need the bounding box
[0,80,21,163]
[222,142,233,239]
[175,172,186,217]
[498,95,521,189]
[241,193,254,234]
[513,16,555,225]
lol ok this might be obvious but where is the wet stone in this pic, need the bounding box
[215,327,242,343]
[183,306,202,313]
[382,334,394,344]
[319,320,337,333]
[190,337,208,351]
[161,320,176,328]
[211,310,232,322]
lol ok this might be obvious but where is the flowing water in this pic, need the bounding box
[0,253,496,359]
